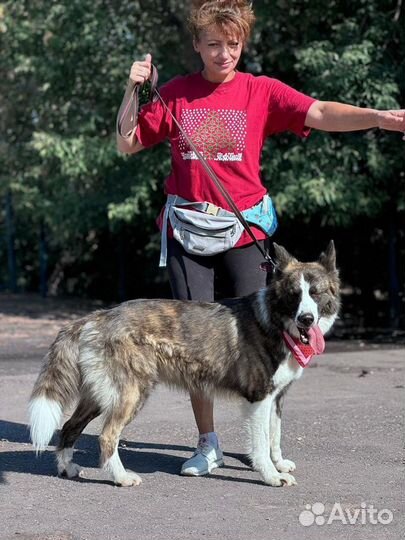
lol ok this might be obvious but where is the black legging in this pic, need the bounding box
[167,237,269,302]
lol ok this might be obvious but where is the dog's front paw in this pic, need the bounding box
[115,470,142,487]
[58,462,84,479]
[263,472,297,487]
[275,458,296,473]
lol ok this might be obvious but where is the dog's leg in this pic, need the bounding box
[56,398,100,479]
[269,394,296,473]
[99,385,145,487]
[245,395,297,487]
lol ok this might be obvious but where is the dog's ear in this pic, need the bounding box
[273,243,297,270]
[318,240,337,273]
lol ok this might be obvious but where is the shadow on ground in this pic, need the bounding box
[0,420,253,487]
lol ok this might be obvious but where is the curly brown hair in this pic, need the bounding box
[188,1,255,43]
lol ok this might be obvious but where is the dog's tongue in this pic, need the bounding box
[308,325,325,355]
[283,325,326,368]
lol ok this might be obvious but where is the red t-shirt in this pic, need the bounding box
[136,71,316,246]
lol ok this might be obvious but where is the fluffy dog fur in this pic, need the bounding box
[29,242,340,487]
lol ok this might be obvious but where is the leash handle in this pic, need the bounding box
[117,64,276,269]
[116,85,138,139]
[117,67,159,139]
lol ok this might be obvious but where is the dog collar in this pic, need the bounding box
[283,326,325,367]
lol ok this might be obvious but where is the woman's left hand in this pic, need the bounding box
[377,110,405,133]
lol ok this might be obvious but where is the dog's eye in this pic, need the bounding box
[288,287,299,296]
[310,287,321,297]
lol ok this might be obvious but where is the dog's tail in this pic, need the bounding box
[29,321,83,453]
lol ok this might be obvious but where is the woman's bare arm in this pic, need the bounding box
[305,101,405,133]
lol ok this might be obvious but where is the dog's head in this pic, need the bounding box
[270,241,340,341]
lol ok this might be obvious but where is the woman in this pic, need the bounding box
[117,0,404,477]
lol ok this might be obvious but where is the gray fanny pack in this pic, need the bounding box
[159,194,277,267]
[160,195,244,266]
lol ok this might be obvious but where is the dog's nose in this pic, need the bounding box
[297,313,315,327]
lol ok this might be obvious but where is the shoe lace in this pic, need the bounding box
[194,440,212,457]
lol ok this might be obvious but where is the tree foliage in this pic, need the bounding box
[0,0,404,325]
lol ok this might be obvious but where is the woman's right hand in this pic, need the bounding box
[129,53,152,85]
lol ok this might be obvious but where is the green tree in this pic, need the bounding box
[0,0,403,326]
[253,0,404,327]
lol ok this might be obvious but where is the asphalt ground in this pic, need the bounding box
[0,294,403,540]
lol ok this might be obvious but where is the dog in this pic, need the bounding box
[29,241,340,487]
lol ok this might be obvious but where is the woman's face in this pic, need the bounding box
[193,26,243,83]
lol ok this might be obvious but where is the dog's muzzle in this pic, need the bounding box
[296,313,315,343]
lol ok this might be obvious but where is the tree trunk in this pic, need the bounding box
[5,190,17,293]
[39,221,48,298]
[117,229,127,302]
[388,210,400,329]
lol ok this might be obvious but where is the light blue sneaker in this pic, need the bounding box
[181,441,224,476]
